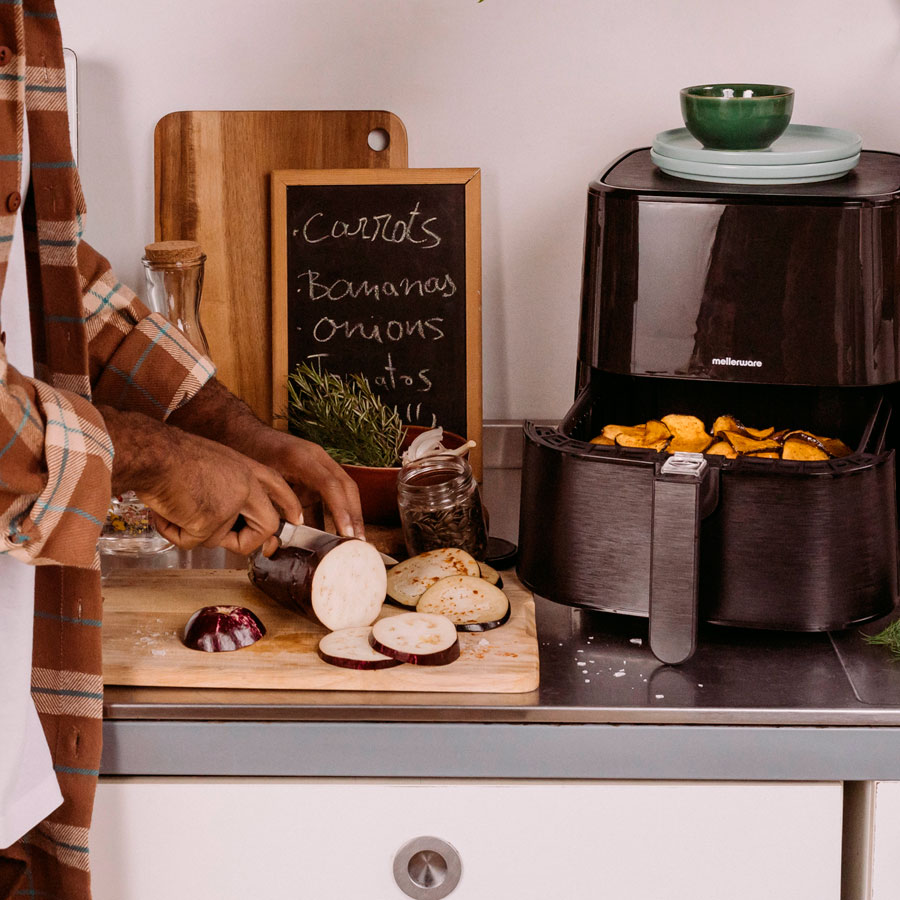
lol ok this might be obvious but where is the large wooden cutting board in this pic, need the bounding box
[101,569,539,693]
[154,110,409,422]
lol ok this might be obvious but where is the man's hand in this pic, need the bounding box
[167,380,365,539]
[100,407,301,557]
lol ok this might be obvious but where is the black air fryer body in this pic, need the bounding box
[518,149,900,662]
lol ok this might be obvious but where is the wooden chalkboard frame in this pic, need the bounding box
[271,168,483,477]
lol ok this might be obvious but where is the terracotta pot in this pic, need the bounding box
[341,426,467,525]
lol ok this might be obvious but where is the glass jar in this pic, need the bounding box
[99,491,173,555]
[100,241,208,556]
[397,454,488,559]
[141,240,210,355]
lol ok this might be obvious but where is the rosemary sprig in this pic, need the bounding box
[863,618,900,661]
[285,361,404,468]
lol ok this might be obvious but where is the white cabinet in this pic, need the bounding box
[91,778,842,900]
[865,781,900,899]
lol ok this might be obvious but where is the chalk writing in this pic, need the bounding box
[296,202,441,249]
[296,270,457,302]
[284,180,469,437]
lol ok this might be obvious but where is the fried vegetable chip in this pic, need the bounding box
[782,439,829,461]
[661,415,713,454]
[706,441,737,458]
[711,416,775,441]
[614,420,671,451]
[721,432,782,455]
[592,413,849,462]
[817,436,852,458]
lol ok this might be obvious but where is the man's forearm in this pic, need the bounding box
[98,406,179,495]
[167,379,277,463]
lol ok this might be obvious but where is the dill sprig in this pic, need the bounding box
[863,618,900,661]
[285,361,404,468]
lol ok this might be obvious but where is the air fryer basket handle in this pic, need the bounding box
[649,453,717,665]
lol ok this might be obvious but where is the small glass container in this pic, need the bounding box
[397,455,488,559]
[100,241,208,556]
[99,491,173,555]
[141,240,210,355]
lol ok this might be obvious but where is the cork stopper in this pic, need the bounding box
[143,240,204,265]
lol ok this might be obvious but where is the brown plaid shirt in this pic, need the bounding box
[0,2,214,897]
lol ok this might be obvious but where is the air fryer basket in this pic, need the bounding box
[517,372,899,653]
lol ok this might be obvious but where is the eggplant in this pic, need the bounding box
[182,605,266,652]
[369,612,460,666]
[317,626,403,670]
[249,534,386,631]
[477,561,503,589]
[416,575,511,632]
[385,548,480,608]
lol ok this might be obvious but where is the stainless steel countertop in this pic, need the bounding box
[99,423,900,779]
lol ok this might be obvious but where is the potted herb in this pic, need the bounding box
[286,362,465,523]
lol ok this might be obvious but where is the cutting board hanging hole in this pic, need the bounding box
[368,128,391,152]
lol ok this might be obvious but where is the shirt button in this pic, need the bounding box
[6,191,20,212]
[0,47,11,65]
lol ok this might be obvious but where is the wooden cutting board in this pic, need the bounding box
[154,110,409,422]
[101,569,539,693]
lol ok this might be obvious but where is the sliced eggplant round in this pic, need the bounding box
[249,535,386,631]
[183,605,266,652]
[369,612,460,666]
[386,548,480,607]
[416,575,511,632]
[317,626,404,670]
[477,561,503,588]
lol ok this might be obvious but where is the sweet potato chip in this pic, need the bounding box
[589,435,615,446]
[614,420,671,451]
[782,439,829,461]
[817,436,852,458]
[706,441,737,458]
[743,425,776,440]
[661,414,713,454]
[712,415,774,441]
[745,450,780,459]
[780,431,829,454]
[721,432,781,455]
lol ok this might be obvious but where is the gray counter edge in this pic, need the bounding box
[100,721,900,781]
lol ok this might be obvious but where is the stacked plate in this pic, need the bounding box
[650,125,862,185]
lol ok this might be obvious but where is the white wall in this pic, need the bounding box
[59,0,900,420]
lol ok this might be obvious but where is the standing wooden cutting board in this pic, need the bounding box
[154,110,408,421]
[102,569,539,693]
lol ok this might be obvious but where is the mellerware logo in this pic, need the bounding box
[711,356,763,368]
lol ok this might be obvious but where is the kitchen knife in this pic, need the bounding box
[275,520,398,566]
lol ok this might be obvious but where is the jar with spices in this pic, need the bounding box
[98,491,173,555]
[397,454,488,559]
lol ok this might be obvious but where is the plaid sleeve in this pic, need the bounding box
[0,349,113,568]
[79,241,216,420]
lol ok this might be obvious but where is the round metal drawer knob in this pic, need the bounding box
[393,836,462,899]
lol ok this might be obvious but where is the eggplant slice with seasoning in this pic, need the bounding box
[416,575,511,632]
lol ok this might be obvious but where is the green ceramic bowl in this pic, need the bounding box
[680,83,794,150]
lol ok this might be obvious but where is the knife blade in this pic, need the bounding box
[275,520,398,566]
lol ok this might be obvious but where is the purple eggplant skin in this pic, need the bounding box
[454,602,512,633]
[368,633,461,667]
[182,606,266,653]
[248,535,348,625]
[316,646,403,671]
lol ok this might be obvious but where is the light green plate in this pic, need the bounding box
[652,124,862,166]
[650,148,860,184]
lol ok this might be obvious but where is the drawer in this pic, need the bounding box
[92,778,842,900]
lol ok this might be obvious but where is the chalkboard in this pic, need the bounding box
[271,168,482,476]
